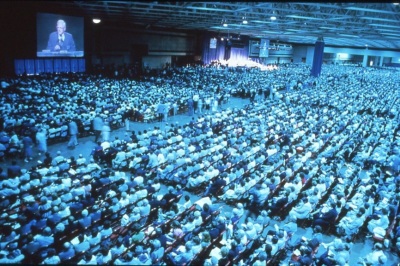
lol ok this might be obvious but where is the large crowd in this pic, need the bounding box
[0,63,399,265]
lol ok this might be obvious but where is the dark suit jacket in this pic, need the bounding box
[47,32,76,51]
[316,208,338,224]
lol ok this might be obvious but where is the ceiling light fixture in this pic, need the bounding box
[242,14,248,24]
[92,18,101,24]
[271,11,277,21]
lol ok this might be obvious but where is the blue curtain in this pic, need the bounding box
[44,59,53,73]
[35,59,44,75]
[14,58,86,75]
[24,59,35,75]
[78,59,85,72]
[216,41,226,61]
[62,59,71,73]
[202,34,226,64]
[311,40,324,77]
[53,59,61,73]
[70,59,78,73]
[230,47,249,63]
[224,43,231,60]
[202,34,250,65]
[14,59,25,75]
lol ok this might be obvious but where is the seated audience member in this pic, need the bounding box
[130,245,151,265]
[336,211,364,237]
[0,242,25,264]
[267,190,289,217]
[167,241,195,265]
[149,239,164,263]
[7,160,21,178]
[58,242,75,262]
[78,209,92,230]
[367,208,390,236]
[32,227,54,250]
[96,247,112,264]
[42,248,60,264]
[114,251,135,265]
[358,243,387,266]
[78,250,97,264]
[71,234,90,254]
[312,202,338,230]
[203,175,226,198]
[289,197,312,220]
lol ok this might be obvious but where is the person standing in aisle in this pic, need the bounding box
[193,93,199,114]
[22,134,33,162]
[36,127,47,156]
[67,119,79,149]
[92,114,104,143]
[101,121,111,142]
[197,96,203,115]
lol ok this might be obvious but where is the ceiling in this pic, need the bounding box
[36,1,400,50]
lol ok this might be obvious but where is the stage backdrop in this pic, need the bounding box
[202,34,249,65]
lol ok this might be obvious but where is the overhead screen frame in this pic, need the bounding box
[36,12,84,57]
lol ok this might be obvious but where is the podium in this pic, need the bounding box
[37,50,84,57]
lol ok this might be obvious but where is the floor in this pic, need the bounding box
[1,96,398,265]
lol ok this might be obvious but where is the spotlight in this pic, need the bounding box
[223,22,228,27]
[92,18,101,24]
[270,16,277,21]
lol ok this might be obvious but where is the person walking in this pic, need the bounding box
[188,98,194,116]
[92,114,103,143]
[36,127,47,156]
[101,121,111,142]
[22,134,33,162]
[197,97,203,114]
[67,119,79,149]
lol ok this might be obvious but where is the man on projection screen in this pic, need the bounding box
[47,19,76,52]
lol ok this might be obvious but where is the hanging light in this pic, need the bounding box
[270,11,277,21]
[92,18,101,24]
[242,15,248,24]
[222,18,228,27]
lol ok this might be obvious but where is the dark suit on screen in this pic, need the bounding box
[47,32,76,52]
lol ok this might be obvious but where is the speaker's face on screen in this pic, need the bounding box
[56,21,66,35]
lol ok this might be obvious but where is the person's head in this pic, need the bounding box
[202,231,211,242]
[220,246,229,257]
[84,251,92,261]
[56,20,66,35]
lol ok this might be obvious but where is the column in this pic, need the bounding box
[310,37,324,77]
[362,47,368,67]
[362,55,368,67]
[379,56,384,67]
